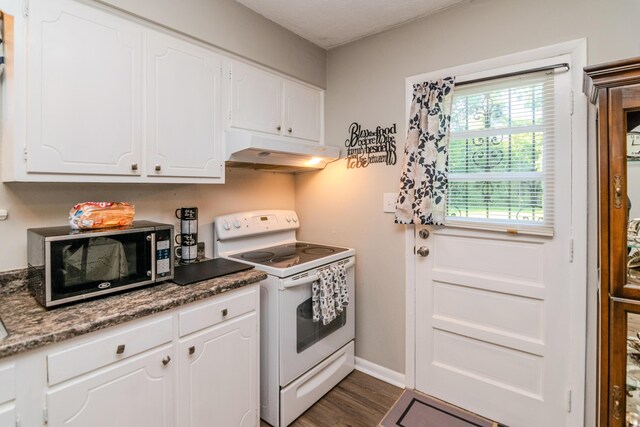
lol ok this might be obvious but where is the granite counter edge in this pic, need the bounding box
[0,270,267,359]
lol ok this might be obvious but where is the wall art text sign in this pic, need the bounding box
[345,122,397,169]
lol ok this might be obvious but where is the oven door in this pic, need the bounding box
[279,257,355,386]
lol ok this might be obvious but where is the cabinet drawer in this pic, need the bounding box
[0,364,15,405]
[48,316,172,385]
[179,287,256,337]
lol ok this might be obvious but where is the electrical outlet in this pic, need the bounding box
[383,193,397,213]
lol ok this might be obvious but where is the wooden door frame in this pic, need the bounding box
[403,39,588,426]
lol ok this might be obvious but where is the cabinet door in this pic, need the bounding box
[609,300,640,427]
[47,346,175,427]
[283,80,322,142]
[229,61,282,135]
[609,85,640,299]
[146,31,223,179]
[179,313,258,427]
[26,0,143,176]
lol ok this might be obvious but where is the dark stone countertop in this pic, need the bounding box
[0,267,266,359]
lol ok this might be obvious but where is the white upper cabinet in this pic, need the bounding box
[229,61,282,136]
[283,80,322,142]
[228,60,323,143]
[146,31,223,180]
[26,0,143,176]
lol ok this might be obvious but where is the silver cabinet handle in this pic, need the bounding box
[419,229,430,239]
[189,346,195,355]
[162,356,171,366]
[155,164,161,172]
[116,344,125,354]
[131,163,138,171]
[417,247,429,257]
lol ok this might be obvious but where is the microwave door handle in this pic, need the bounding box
[281,273,320,290]
[149,233,156,281]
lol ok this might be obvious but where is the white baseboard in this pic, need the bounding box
[354,357,406,389]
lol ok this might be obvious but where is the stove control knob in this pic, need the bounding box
[223,220,231,231]
[285,216,292,223]
[233,219,241,229]
[292,216,298,223]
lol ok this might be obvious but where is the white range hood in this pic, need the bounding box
[225,130,341,172]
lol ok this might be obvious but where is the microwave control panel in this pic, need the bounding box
[155,229,173,277]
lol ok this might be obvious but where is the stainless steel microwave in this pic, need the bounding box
[27,221,174,308]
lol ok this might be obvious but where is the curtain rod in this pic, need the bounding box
[456,63,570,87]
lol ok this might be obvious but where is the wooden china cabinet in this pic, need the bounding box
[585,58,640,426]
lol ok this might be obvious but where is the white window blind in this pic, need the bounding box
[446,72,556,236]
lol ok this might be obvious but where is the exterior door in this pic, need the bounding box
[412,55,583,427]
[414,225,572,426]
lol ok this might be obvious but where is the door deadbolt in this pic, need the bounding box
[417,247,429,257]
[419,229,430,239]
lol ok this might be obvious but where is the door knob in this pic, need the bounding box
[419,229,430,239]
[417,247,429,257]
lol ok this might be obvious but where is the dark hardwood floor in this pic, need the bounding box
[260,370,403,427]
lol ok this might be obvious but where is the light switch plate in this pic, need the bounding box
[383,193,396,213]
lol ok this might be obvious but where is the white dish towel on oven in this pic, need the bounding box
[312,263,349,325]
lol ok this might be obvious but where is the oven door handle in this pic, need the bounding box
[281,273,320,289]
[280,257,355,290]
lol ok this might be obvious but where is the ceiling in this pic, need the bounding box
[234,0,469,50]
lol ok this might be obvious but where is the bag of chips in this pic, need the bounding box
[69,202,135,230]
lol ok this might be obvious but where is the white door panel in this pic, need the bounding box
[146,31,223,179]
[229,61,282,135]
[283,80,322,142]
[416,227,570,426]
[26,0,142,175]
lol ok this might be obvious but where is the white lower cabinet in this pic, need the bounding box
[178,313,258,427]
[47,345,175,427]
[0,364,15,427]
[0,285,259,426]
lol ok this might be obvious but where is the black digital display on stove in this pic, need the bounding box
[261,216,268,221]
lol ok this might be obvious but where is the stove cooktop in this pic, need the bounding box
[230,242,349,269]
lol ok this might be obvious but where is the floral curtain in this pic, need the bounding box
[395,77,455,225]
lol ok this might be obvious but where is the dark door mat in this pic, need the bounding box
[379,389,504,427]
[173,258,254,286]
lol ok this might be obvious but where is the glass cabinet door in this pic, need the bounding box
[609,85,640,299]
[610,300,640,426]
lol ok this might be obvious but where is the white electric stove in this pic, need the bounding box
[214,210,356,427]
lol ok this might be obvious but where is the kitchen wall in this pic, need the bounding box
[295,0,640,425]
[0,0,325,271]
[99,0,326,88]
[0,169,295,271]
